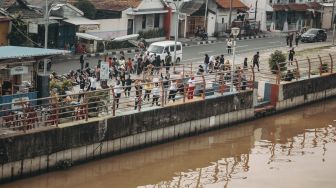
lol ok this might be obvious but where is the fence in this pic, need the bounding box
[0,64,255,133]
[275,53,336,84]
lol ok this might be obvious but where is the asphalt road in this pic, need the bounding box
[52,34,328,75]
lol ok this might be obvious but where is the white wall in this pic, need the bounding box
[207,11,216,36]
[137,0,165,10]
[87,18,129,39]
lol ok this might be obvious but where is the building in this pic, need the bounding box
[0,9,11,45]
[67,0,170,40]
[321,2,335,30]
[271,0,323,32]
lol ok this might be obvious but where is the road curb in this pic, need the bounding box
[76,35,272,59]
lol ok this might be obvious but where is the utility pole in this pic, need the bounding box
[332,0,336,45]
[229,0,233,28]
[204,0,208,29]
[255,0,258,20]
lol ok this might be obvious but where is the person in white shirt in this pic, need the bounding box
[88,74,97,91]
[168,80,177,102]
[187,76,195,99]
[114,80,122,108]
[227,38,233,54]
[151,83,160,106]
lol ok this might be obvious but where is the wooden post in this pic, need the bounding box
[307,57,311,79]
[294,58,300,80]
[318,55,323,75]
[202,75,206,100]
[329,53,333,73]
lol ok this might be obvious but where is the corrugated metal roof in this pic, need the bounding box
[0,46,70,60]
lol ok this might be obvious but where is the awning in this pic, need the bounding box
[287,3,309,11]
[272,4,288,11]
[63,17,99,25]
[180,0,204,15]
[112,34,139,42]
[0,46,70,60]
[63,17,100,30]
[307,2,322,10]
[76,33,103,41]
[126,9,168,15]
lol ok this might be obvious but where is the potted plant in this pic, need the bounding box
[268,50,287,74]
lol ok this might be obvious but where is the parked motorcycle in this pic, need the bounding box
[195,27,208,41]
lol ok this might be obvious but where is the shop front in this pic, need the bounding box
[0,46,69,111]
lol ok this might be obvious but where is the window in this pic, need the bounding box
[154,14,160,28]
[170,45,175,52]
[142,15,146,29]
[164,47,169,53]
[269,0,272,4]
[176,45,181,51]
[221,18,224,24]
[289,0,295,3]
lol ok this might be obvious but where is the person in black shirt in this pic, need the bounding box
[80,54,84,70]
[243,57,248,70]
[253,52,260,72]
[288,48,295,65]
[125,76,132,97]
[220,54,224,64]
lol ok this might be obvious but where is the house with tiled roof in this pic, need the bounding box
[67,0,171,41]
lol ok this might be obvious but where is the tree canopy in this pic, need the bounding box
[75,0,97,19]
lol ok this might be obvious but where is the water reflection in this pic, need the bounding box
[3,99,336,188]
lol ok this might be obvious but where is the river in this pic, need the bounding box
[2,99,336,188]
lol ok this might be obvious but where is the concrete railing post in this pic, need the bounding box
[161,81,164,107]
[318,55,323,75]
[276,62,281,84]
[138,90,142,112]
[55,98,59,127]
[111,89,116,116]
[251,65,255,86]
[202,75,206,100]
[294,58,300,80]
[84,93,89,121]
[329,53,334,73]
[307,57,311,79]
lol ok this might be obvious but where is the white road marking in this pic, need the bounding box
[236,45,249,48]
[268,41,281,44]
[198,50,213,54]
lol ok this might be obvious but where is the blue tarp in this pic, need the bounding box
[0,46,70,60]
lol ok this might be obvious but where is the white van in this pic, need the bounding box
[147,41,183,63]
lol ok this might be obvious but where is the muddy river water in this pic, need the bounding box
[2,99,336,188]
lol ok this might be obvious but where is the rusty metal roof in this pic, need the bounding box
[216,0,248,9]
[287,3,309,11]
[67,0,142,11]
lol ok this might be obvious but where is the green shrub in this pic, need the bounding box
[268,50,287,74]
[321,63,329,73]
[138,28,166,39]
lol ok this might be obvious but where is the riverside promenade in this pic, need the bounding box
[0,43,335,182]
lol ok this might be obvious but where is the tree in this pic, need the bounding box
[75,0,97,19]
[268,50,287,74]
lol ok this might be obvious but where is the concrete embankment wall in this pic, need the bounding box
[0,91,254,182]
[276,74,336,110]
